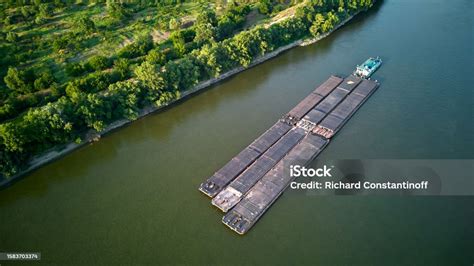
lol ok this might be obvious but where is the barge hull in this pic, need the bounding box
[285,76,343,123]
[223,77,380,234]
[223,134,328,234]
[199,73,381,235]
[200,76,344,198]
[199,121,291,197]
[212,128,306,212]
[313,79,379,138]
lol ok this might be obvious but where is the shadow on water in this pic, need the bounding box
[0,140,118,207]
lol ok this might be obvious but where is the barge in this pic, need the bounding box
[199,59,381,234]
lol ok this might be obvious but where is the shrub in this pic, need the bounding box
[113,58,130,79]
[65,62,87,77]
[88,56,111,71]
[4,67,34,94]
[34,71,55,91]
[6,32,19,43]
[146,49,165,65]
[117,36,153,59]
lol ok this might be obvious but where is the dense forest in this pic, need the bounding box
[0,0,374,178]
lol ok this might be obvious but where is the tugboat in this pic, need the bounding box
[354,57,382,79]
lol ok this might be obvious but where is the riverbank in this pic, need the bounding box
[0,11,360,188]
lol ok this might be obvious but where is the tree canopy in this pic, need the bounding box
[0,0,375,178]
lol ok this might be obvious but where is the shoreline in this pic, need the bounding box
[0,12,359,188]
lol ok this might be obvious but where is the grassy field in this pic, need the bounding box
[1,2,210,87]
[0,1,300,122]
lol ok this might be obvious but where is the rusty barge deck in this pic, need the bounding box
[199,74,380,235]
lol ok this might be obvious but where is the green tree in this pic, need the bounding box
[65,83,83,103]
[310,13,325,35]
[4,16,12,26]
[196,9,217,26]
[107,2,129,21]
[170,32,186,56]
[216,16,236,40]
[0,122,26,153]
[88,55,111,71]
[79,94,106,132]
[20,6,35,19]
[35,16,46,25]
[34,71,55,91]
[74,16,96,34]
[146,49,166,65]
[169,17,181,31]
[117,35,153,58]
[258,0,272,14]
[162,57,200,91]
[194,23,216,44]
[38,3,52,18]
[113,58,130,79]
[65,62,87,77]
[4,67,33,94]
[6,32,18,43]
[134,61,166,98]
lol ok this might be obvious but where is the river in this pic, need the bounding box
[0,0,472,264]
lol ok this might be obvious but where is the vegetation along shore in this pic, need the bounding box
[0,0,376,182]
